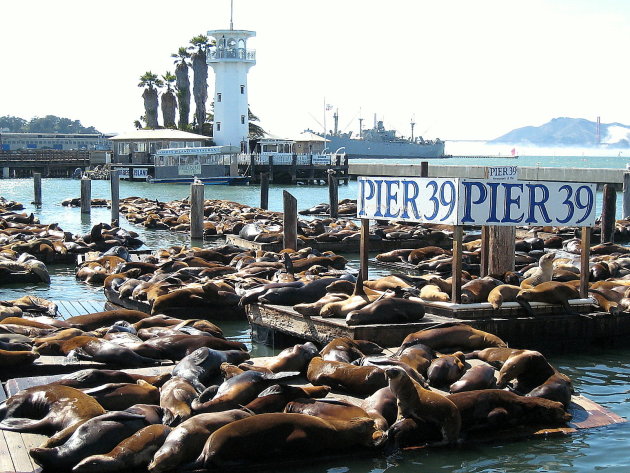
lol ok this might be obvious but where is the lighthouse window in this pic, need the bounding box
[216,122,221,131]
[241,115,245,124]
[217,93,222,102]
[240,85,245,94]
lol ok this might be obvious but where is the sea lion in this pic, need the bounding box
[419,284,450,302]
[52,368,170,389]
[29,408,160,471]
[238,342,318,374]
[319,337,383,364]
[284,398,371,422]
[307,357,387,396]
[65,309,149,331]
[427,352,466,387]
[527,371,574,408]
[242,384,331,414]
[363,275,415,291]
[360,386,398,430]
[148,409,253,473]
[193,413,383,468]
[520,252,555,289]
[516,281,581,315]
[172,347,251,392]
[447,389,571,434]
[0,384,105,434]
[159,376,199,425]
[82,380,160,411]
[135,334,247,361]
[398,323,507,353]
[385,367,461,445]
[0,348,39,367]
[346,297,425,326]
[449,363,497,393]
[375,249,414,263]
[397,343,434,376]
[293,293,349,316]
[73,424,172,473]
[191,370,300,413]
[465,347,525,368]
[461,277,501,304]
[259,277,350,306]
[496,350,556,394]
[487,284,521,309]
[408,246,451,265]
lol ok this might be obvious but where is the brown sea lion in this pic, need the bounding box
[360,386,398,430]
[397,343,434,376]
[238,342,318,374]
[148,409,253,473]
[465,347,525,368]
[159,376,199,425]
[319,337,383,363]
[83,380,160,411]
[0,348,39,367]
[449,363,497,393]
[516,281,581,315]
[65,309,149,331]
[363,275,415,291]
[29,407,161,471]
[284,398,370,421]
[33,328,88,346]
[172,347,251,392]
[242,384,331,414]
[293,293,349,316]
[496,350,556,394]
[447,389,571,434]
[527,371,574,408]
[487,284,521,309]
[73,424,172,473]
[307,357,387,396]
[427,352,466,388]
[135,334,246,361]
[399,323,507,353]
[408,246,451,265]
[461,277,501,304]
[346,297,425,326]
[375,249,414,263]
[385,367,461,445]
[52,368,171,389]
[0,384,105,434]
[191,370,300,414]
[419,284,450,302]
[193,413,383,468]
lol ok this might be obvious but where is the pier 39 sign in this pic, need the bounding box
[357,176,596,227]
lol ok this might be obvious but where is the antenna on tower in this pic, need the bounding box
[230,0,234,30]
[410,115,416,141]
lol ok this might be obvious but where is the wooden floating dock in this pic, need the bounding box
[246,301,630,352]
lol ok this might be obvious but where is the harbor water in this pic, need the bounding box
[0,152,629,472]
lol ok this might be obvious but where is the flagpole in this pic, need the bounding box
[323,97,327,152]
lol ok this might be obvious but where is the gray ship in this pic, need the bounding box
[312,112,445,159]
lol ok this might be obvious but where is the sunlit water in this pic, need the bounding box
[0,149,629,471]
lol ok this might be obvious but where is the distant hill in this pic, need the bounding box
[491,117,630,147]
[0,115,100,134]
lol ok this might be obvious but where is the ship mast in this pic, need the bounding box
[333,110,339,136]
[410,116,415,141]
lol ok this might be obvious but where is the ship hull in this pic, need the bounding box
[325,136,445,159]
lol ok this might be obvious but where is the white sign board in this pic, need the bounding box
[357,176,596,227]
[118,168,148,179]
[484,166,518,181]
[178,164,202,175]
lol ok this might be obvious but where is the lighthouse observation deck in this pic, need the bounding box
[208,48,256,62]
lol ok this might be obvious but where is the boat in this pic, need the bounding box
[113,145,249,185]
[311,112,445,159]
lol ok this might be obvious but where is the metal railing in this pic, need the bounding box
[208,48,256,61]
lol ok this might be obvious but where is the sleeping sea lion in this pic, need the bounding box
[516,281,581,315]
[398,323,507,353]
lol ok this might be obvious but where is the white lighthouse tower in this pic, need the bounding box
[207,9,255,151]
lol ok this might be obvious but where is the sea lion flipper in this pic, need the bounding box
[267,371,301,381]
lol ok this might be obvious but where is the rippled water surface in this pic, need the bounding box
[0,155,629,472]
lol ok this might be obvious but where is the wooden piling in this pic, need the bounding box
[480,226,490,277]
[283,191,298,251]
[360,218,370,281]
[601,184,616,243]
[260,172,269,210]
[420,161,429,178]
[451,225,463,303]
[580,226,591,299]
[488,226,516,275]
[328,170,338,218]
[623,172,630,218]
[190,181,204,240]
[32,172,42,206]
[268,156,274,183]
[80,178,91,214]
[110,170,120,226]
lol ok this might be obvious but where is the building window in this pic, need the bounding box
[241,115,245,125]
[217,93,222,102]
[136,142,146,152]
[240,85,245,94]
[216,122,221,131]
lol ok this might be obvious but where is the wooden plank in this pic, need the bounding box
[580,227,591,299]
[21,432,45,469]
[451,225,463,303]
[3,430,33,472]
[360,219,370,281]
[0,431,16,473]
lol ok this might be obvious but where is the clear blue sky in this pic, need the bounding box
[1,0,629,140]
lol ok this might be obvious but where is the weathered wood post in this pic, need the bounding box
[601,184,616,243]
[623,172,630,218]
[249,153,256,181]
[190,180,204,240]
[268,156,274,183]
[32,172,42,206]
[580,226,591,299]
[451,225,463,303]
[80,177,91,214]
[283,191,298,250]
[328,170,338,218]
[480,226,490,277]
[420,161,429,178]
[110,170,120,226]
[488,226,516,275]
[260,172,269,210]
[360,218,370,282]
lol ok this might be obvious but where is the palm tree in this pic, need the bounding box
[138,71,163,129]
[248,108,266,139]
[160,72,177,129]
[171,47,191,130]
[189,35,210,134]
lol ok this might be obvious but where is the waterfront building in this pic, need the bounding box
[207,22,256,152]
[0,132,114,151]
[108,129,210,164]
